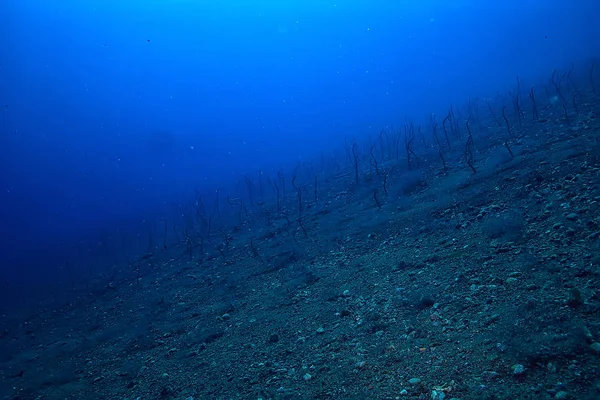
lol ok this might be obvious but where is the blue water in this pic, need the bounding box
[2,2,600,399]
[0,1,598,303]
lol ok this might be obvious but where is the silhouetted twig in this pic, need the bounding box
[352,142,359,184]
[373,189,381,210]
[529,87,539,121]
[484,98,502,127]
[501,106,512,136]
[465,119,476,173]
[551,69,566,102]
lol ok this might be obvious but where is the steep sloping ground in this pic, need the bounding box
[1,97,600,399]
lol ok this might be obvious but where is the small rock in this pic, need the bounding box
[567,288,583,308]
[481,370,500,381]
[316,327,325,334]
[512,364,525,376]
[303,373,312,381]
[431,389,446,400]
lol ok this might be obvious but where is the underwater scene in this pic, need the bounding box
[1,1,600,399]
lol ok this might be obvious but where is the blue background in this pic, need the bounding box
[0,0,598,290]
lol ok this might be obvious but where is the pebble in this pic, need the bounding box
[512,364,525,376]
[268,334,279,343]
[431,390,445,400]
[566,212,578,221]
[303,373,312,381]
